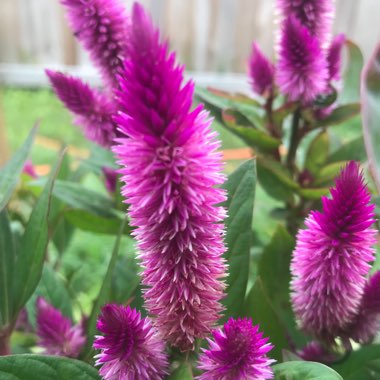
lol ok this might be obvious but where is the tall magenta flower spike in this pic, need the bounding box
[46,70,116,147]
[327,34,346,81]
[61,0,128,90]
[291,162,377,343]
[348,271,380,344]
[93,304,168,380]
[248,42,274,96]
[197,318,274,380]
[277,0,334,46]
[36,297,85,358]
[276,16,328,103]
[113,3,227,351]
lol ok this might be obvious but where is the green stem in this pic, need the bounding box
[286,107,301,171]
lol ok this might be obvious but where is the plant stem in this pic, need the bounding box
[0,331,10,356]
[286,107,301,171]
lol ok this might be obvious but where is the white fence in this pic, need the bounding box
[1,0,380,76]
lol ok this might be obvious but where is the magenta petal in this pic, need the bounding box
[36,297,85,358]
[197,318,275,379]
[113,3,227,351]
[347,271,380,344]
[291,162,377,342]
[93,304,168,380]
[46,70,116,147]
[248,42,274,96]
[327,33,346,81]
[277,0,334,46]
[276,16,328,102]
[61,0,128,90]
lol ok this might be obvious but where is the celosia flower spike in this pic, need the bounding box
[197,318,274,380]
[327,34,346,81]
[46,70,116,147]
[276,16,328,102]
[61,0,129,90]
[291,161,377,343]
[93,304,168,380]
[248,42,274,96]
[297,341,337,363]
[277,0,334,46]
[113,3,227,351]
[347,271,380,344]
[36,297,85,358]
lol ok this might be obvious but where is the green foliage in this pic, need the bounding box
[222,159,256,318]
[167,362,194,379]
[274,361,343,379]
[0,355,100,379]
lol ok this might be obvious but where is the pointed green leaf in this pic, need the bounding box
[328,137,366,163]
[362,44,380,194]
[314,103,360,128]
[222,160,256,318]
[12,153,63,318]
[0,126,37,211]
[0,210,15,326]
[243,277,289,361]
[341,40,364,103]
[274,361,343,379]
[304,131,329,175]
[0,354,100,379]
[82,218,127,359]
[297,187,329,200]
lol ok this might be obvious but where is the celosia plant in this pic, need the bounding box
[1,0,380,379]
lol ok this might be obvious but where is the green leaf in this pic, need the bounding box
[82,218,127,359]
[0,354,100,379]
[304,131,329,175]
[243,277,289,361]
[257,156,299,202]
[0,210,15,326]
[362,44,380,194]
[258,226,306,347]
[328,137,366,163]
[26,265,73,329]
[222,110,281,153]
[297,187,329,200]
[274,361,343,379]
[65,209,131,235]
[314,104,360,128]
[314,161,346,187]
[222,160,256,318]
[341,40,364,103]
[52,180,116,218]
[167,362,193,379]
[12,153,63,318]
[332,344,380,380]
[0,125,37,211]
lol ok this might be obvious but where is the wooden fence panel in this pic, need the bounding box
[0,0,379,73]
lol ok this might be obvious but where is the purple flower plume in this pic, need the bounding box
[291,162,377,343]
[327,33,346,81]
[276,16,328,102]
[93,304,168,380]
[197,318,274,380]
[61,0,128,90]
[46,70,116,147]
[347,271,380,344]
[248,42,274,96]
[297,341,337,363]
[113,3,227,351]
[36,297,85,358]
[277,0,334,46]
[102,167,118,193]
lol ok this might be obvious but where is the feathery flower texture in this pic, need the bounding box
[94,304,168,380]
[36,297,85,358]
[327,33,346,81]
[46,70,116,147]
[291,162,377,342]
[277,0,334,46]
[197,318,274,380]
[61,0,129,90]
[276,16,328,102]
[114,3,227,351]
[248,42,274,96]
